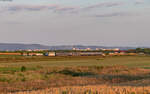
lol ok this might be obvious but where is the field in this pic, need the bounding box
[1,55,150,68]
[0,55,150,94]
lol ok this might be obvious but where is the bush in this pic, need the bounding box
[62,91,68,94]
[0,77,9,82]
[21,77,26,82]
[59,69,94,77]
[21,66,26,72]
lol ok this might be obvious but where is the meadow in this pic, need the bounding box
[0,55,150,93]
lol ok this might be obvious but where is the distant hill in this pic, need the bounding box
[49,45,136,50]
[0,43,49,51]
[0,43,136,51]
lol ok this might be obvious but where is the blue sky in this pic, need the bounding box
[0,0,150,46]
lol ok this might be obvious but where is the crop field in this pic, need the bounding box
[0,55,150,94]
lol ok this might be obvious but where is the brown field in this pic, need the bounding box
[1,66,150,94]
[0,56,150,94]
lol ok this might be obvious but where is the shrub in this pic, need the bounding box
[0,77,9,82]
[62,91,68,94]
[21,66,26,72]
[21,77,26,82]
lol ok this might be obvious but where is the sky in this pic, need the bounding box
[0,0,150,47]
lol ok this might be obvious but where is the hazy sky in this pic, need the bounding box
[0,0,150,46]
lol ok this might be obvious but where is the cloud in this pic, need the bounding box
[0,1,139,17]
[54,7,76,13]
[6,4,58,12]
[93,12,133,18]
[83,2,124,10]
[0,1,125,14]
[0,4,77,14]
[135,0,145,4]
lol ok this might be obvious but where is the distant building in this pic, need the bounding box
[119,52,127,55]
[45,52,56,56]
[22,53,28,56]
[26,49,32,51]
[113,48,120,51]
[79,52,103,56]
[35,53,43,56]
[96,48,102,50]
[28,53,43,56]
[138,52,145,56]
[72,48,77,50]
[56,52,72,56]
[86,48,91,51]
[109,53,114,56]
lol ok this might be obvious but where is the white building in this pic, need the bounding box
[45,52,56,56]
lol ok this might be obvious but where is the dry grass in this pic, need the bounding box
[6,85,150,94]
[0,66,150,93]
[1,56,150,94]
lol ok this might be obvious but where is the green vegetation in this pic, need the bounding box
[21,66,26,72]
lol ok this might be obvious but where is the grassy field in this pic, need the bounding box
[0,55,150,93]
[0,55,150,69]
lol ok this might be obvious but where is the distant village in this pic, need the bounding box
[0,47,147,57]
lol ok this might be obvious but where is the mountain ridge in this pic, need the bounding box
[0,43,137,51]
